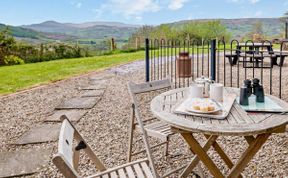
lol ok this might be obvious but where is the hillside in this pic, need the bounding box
[0,23,77,43]
[171,18,283,39]
[22,21,139,40]
[0,24,42,39]
[1,18,284,44]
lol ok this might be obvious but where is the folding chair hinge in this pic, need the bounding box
[75,141,87,151]
[132,103,135,109]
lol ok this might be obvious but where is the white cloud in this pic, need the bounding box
[226,0,242,3]
[92,8,103,18]
[93,0,160,21]
[71,1,82,8]
[168,0,189,10]
[76,2,82,8]
[227,0,260,4]
[254,10,262,17]
[249,0,260,4]
[135,16,143,21]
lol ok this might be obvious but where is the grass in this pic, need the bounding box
[0,50,145,95]
[2,44,277,95]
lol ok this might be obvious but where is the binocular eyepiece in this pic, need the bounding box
[240,78,265,106]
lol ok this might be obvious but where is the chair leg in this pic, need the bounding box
[164,137,169,156]
[197,163,205,178]
[127,108,135,162]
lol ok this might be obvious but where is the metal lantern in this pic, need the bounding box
[176,52,192,78]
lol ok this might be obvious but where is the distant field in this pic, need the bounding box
[0,51,145,95]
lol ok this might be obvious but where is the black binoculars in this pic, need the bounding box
[240,78,265,105]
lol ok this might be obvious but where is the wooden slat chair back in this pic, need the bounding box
[53,115,158,178]
[127,79,182,176]
[127,79,203,177]
[127,78,173,159]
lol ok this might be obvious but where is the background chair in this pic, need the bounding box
[52,115,159,178]
[127,78,174,162]
[127,79,204,177]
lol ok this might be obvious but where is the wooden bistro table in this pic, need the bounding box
[150,87,288,178]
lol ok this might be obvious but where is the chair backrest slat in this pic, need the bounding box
[58,119,75,168]
[53,116,106,178]
[127,79,171,178]
[129,78,171,94]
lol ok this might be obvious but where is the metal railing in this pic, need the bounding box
[145,38,288,99]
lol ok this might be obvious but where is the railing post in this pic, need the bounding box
[210,39,216,81]
[145,38,150,82]
[285,22,288,39]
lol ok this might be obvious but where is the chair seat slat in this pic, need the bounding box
[133,163,145,178]
[140,162,154,178]
[101,174,109,178]
[118,168,127,178]
[125,166,135,178]
[110,171,118,178]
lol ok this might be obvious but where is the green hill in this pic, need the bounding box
[1,18,284,44]
[170,18,284,39]
[0,24,41,39]
[22,21,138,41]
[0,23,77,43]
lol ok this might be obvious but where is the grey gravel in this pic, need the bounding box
[0,60,287,177]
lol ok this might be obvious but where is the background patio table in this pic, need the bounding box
[237,43,273,52]
[150,87,288,177]
[226,43,274,66]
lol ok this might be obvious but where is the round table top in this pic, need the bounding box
[150,87,288,136]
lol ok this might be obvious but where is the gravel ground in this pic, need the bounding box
[0,60,287,177]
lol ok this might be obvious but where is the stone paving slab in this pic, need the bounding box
[81,90,104,97]
[0,148,52,177]
[89,73,114,81]
[56,97,100,109]
[14,124,61,145]
[89,79,107,86]
[44,110,87,122]
[80,85,106,90]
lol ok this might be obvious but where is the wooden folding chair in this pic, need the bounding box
[127,79,204,177]
[52,115,159,178]
[127,78,174,162]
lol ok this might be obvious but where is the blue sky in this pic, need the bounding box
[0,0,287,26]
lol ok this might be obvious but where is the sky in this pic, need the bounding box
[0,0,287,26]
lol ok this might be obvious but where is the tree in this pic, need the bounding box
[0,28,16,64]
[280,11,288,38]
[252,21,264,35]
[244,21,264,41]
[280,11,288,23]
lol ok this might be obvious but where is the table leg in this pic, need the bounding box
[279,56,285,66]
[181,133,225,178]
[227,133,270,178]
[203,135,234,169]
[271,56,278,65]
[180,135,218,177]
[244,136,255,145]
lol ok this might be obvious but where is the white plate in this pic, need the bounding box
[183,98,222,114]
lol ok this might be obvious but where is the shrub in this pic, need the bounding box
[4,55,25,65]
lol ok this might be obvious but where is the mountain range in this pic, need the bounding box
[22,21,138,40]
[0,18,284,44]
[171,18,283,39]
[0,21,139,44]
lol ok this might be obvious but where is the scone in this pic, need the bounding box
[208,104,215,111]
[200,105,209,112]
[193,105,200,110]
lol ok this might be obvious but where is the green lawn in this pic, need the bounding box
[0,51,145,95]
